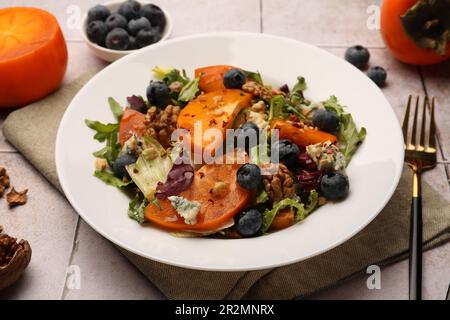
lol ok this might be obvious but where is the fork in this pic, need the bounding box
[402,95,437,300]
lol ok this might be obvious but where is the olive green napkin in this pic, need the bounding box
[3,71,450,300]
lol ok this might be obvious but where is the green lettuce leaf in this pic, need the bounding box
[178,77,200,102]
[323,95,345,116]
[261,198,305,233]
[268,95,286,122]
[152,66,190,85]
[125,137,182,199]
[256,190,269,204]
[128,194,149,224]
[304,190,319,217]
[244,70,263,85]
[86,119,121,165]
[108,97,123,120]
[338,113,367,165]
[93,170,131,188]
[290,76,307,105]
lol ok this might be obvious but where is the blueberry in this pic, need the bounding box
[237,164,262,190]
[105,28,130,50]
[105,13,127,31]
[87,5,111,23]
[128,36,138,50]
[236,209,263,237]
[140,4,166,29]
[223,69,246,89]
[345,45,370,69]
[113,153,137,178]
[320,172,349,200]
[236,122,259,152]
[146,80,170,108]
[127,95,147,113]
[312,109,340,132]
[118,0,141,20]
[128,17,151,36]
[272,139,300,169]
[86,20,108,45]
[367,66,387,87]
[136,28,158,48]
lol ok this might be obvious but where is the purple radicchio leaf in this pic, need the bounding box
[127,95,147,114]
[155,162,194,199]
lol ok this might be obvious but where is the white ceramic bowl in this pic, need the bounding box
[81,0,173,62]
[56,32,404,271]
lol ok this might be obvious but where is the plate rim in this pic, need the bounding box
[55,31,404,271]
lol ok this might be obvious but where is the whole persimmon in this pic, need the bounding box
[381,0,450,65]
[0,7,68,108]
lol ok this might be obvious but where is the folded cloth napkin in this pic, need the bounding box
[3,71,450,299]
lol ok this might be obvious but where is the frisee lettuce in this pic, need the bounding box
[178,77,200,102]
[304,190,319,217]
[338,113,367,165]
[93,170,131,188]
[261,198,305,233]
[128,194,149,224]
[321,96,366,165]
[290,76,307,105]
[152,66,190,85]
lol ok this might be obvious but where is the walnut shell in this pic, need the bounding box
[0,230,32,291]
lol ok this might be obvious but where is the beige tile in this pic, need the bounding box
[421,60,450,159]
[0,153,78,299]
[262,0,384,47]
[65,42,108,83]
[63,220,165,300]
[1,0,260,40]
[313,241,450,300]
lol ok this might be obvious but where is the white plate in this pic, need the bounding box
[56,32,404,271]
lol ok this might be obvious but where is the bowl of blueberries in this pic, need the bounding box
[82,0,172,62]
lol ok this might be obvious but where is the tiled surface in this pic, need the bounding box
[0,0,449,300]
[262,0,384,47]
[0,153,78,299]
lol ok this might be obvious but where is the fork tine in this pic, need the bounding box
[419,96,427,151]
[428,97,436,151]
[411,96,419,149]
[402,95,412,146]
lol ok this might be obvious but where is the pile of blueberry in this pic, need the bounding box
[344,45,387,87]
[86,0,166,50]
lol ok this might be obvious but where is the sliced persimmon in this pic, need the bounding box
[272,120,337,147]
[177,89,252,155]
[0,7,68,107]
[195,65,235,92]
[119,108,146,145]
[145,153,251,231]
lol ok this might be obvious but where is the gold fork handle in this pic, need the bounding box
[409,169,422,300]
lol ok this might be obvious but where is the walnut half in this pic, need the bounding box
[262,163,295,203]
[0,226,32,291]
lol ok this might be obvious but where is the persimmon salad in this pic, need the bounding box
[86,65,366,238]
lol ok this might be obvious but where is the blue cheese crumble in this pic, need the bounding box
[306,140,346,171]
[168,196,201,225]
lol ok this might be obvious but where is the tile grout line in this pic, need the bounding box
[418,66,450,183]
[259,0,263,33]
[59,216,81,300]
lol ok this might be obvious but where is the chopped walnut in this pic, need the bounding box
[250,100,267,113]
[0,166,10,197]
[262,163,295,203]
[242,81,275,101]
[95,158,108,171]
[6,188,28,207]
[144,105,181,148]
[169,81,184,93]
